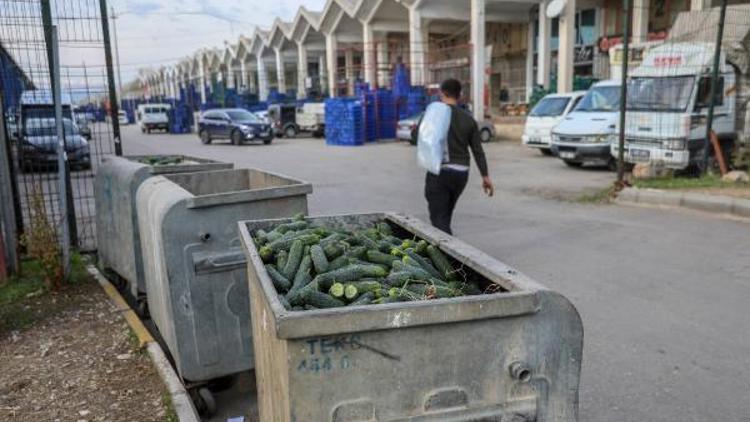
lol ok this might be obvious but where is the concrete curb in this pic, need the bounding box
[87,265,201,422]
[616,187,750,219]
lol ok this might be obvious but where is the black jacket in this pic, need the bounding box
[413,105,489,177]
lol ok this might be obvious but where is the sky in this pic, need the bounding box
[111,0,327,83]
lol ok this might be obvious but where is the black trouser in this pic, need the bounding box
[424,169,469,235]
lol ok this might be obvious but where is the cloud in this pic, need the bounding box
[126,0,162,16]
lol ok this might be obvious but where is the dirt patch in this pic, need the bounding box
[0,280,170,421]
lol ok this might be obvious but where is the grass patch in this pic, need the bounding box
[162,391,179,422]
[633,174,744,190]
[0,253,93,336]
[576,186,616,204]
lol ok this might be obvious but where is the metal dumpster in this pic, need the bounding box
[239,213,583,422]
[95,154,232,308]
[136,168,312,391]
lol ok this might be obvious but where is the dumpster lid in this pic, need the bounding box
[241,213,546,340]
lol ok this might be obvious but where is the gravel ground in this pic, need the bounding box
[0,279,170,421]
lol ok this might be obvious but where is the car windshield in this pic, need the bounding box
[626,76,695,112]
[530,97,571,117]
[145,107,167,114]
[227,110,259,122]
[26,119,77,136]
[575,86,620,112]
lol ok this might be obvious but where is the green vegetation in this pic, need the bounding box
[0,253,92,335]
[633,174,745,190]
[161,391,178,422]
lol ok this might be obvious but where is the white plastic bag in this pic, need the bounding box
[416,102,451,175]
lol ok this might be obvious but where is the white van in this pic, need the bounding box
[137,103,170,133]
[522,91,585,155]
[550,80,621,169]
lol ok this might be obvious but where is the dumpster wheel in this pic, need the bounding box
[193,387,216,416]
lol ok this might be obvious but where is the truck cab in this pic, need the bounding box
[612,42,738,170]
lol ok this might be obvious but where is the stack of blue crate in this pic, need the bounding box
[325,98,363,146]
[267,88,287,104]
[359,91,377,142]
[375,89,397,139]
[404,86,427,118]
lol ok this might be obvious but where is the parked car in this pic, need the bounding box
[18,117,91,171]
[253,111,271,125]
[550,80,621,169]
[398,111,496,144]
[5,111,19,141]
[198,108,273,145]
[137,103,170,133]
[118,110,129,125]
[522,91,585,155]
[267,104,299,138]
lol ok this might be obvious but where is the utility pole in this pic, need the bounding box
[702,0,728,173]
[111,6,124,108]
[617,0,632,185]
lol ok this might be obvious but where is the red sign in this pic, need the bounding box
[598,30,668,53]
[653,56,683,67]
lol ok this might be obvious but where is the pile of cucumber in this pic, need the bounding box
[136,155,185,166]
[254,216,485,311]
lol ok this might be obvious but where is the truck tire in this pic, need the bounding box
[284,125,298,138]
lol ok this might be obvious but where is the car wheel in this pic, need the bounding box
[263,138,272,145]
[540,148,553,156]
[479,128,492,143]
[284,125,297,138]
[564,160,583,168]
[231,130,243,145]
[140,126,145,133]
[199,130,212,144]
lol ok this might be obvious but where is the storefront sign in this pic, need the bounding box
[575,45,594,65]
[597,31,668,53]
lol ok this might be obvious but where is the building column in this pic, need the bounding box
[326,34,338,97]
[344,47,355,95]
[537,1,551,88]
[526,21,534,101]
[275,48,287,94]
[633,0,650,43]
[377,34,390,88]
[471,0,486,120]
[691,0,711,10]
[248,69,257,93]
[363,23,376,87]
[297,43,308,99]
[319,55,328,95]
[226,67,236,89]
[257,53,269,101]
[240,60,248,91]
[199,65,207,104]
[409,7,428,86]
[557,0,575,93]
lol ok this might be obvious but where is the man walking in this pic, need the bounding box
[417,78,494,235]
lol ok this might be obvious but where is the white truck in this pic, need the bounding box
[613,6,750,171]
[137,103,171,134]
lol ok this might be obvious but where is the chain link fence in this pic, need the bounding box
[0,0,121,252]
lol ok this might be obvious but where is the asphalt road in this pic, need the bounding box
[120,125,750,422]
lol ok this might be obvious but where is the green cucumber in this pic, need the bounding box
[323,242,345,260]
[287,280,319,306]
[276,250,288,270]
[302,290,345,308]
[376,222,393,236]
[328,255,352,271]
[314,264,388,291]
[303,304,319,311]
[292,254,312,288]
[415,240,429,255]
[265,264,291,292]
[344,280,382,300]
[310,244,329,273]
[404,249,443,280]
[282,240,304,279]
[349,291,375,306]
[393,260,434,281]
[346,246,368,260]
[329,282,346,299]
[426,245,457,281]
[279,295,291,310]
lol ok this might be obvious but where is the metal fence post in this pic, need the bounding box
[0,96,19,276]
[617,0,632,184]
[51,26,71,278]
[99,0,123,156]
[41,0,78,247]
[702,0,729,173]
